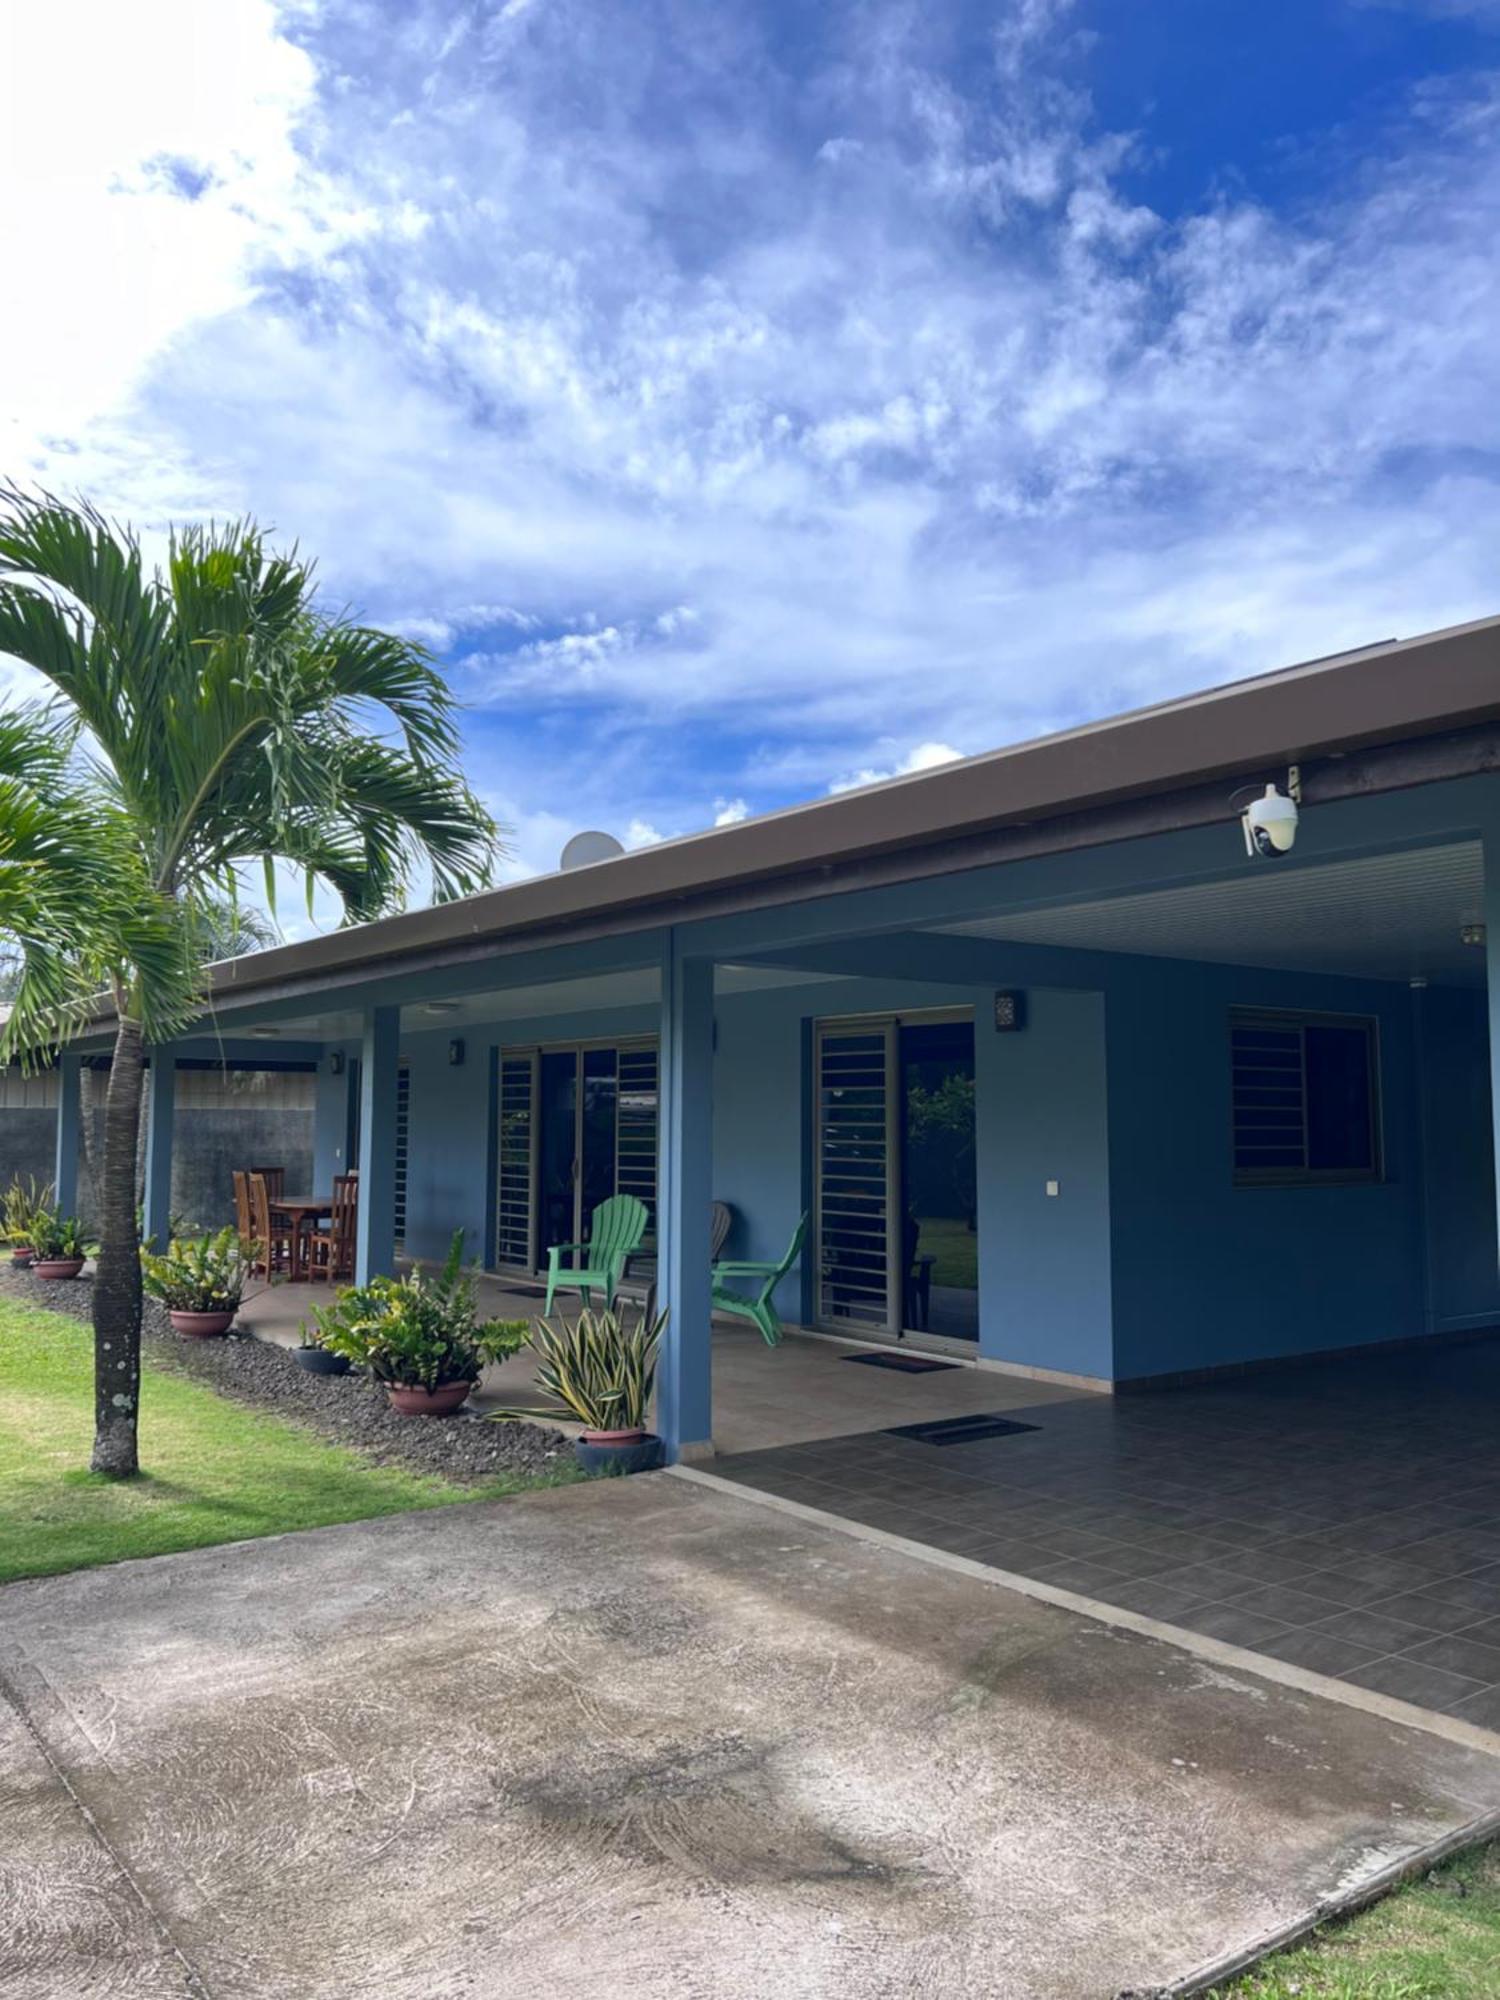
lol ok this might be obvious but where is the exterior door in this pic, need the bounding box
[815,1010,978,1343]
[815,1020,898,1332]
[493,1040,657,1272]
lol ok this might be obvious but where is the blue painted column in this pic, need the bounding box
[355,1006,400,1283]
[54,1051,82,1217]
[657,932,715,1462]
[141,1050,177,1249]
[1483,810,1500,1268]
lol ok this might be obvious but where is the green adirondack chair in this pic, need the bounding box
[711,1212,808,1348]
[544,1193,649,1314]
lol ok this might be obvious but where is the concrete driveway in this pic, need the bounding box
[4,1478,1500,2000]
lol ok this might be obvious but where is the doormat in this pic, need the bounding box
[885,1413,1041,1446]
[843,1352,959,1374]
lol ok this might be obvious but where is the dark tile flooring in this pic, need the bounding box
[714,1339,1500,1725]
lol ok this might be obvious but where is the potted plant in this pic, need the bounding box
[140,1227,254,1335]
[511,1303,666,1475]
[292,1328,351,1376]
[4,1175,53,1267]
[313,1231,527,1414]
[27,1210,92,1280]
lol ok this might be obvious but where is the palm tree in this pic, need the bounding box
[0,492,497,1477]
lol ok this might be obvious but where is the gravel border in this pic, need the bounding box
[3,1265,572,1487]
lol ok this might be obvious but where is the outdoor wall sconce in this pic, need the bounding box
[328,1050,345,1076]
[993,990,1026,1032]
[1462,923,1487,949]
[448,1038,466,1067]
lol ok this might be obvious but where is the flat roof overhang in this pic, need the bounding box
[110,612,1500,1023]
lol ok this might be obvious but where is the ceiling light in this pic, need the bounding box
[249,1026,279,1039]
[422,1001,460,1016]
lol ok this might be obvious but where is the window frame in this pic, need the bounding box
[1229,1006,1383,1189]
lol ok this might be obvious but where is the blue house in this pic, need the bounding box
[54,615,1500,1467]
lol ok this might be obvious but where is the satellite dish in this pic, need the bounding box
[560,829,626,871]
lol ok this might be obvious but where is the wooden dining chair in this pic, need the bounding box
[247,1165,285,1199]
[307,1175,359,1284]
[232,1170,254,1255]
[247,1172,292,1278]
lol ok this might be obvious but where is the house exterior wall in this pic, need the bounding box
[1105,960,1433,1382]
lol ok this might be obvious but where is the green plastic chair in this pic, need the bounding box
[545,1193,649,1314]
[712,1212,808,1348]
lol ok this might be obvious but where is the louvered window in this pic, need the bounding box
[1231,1009,1380,1186]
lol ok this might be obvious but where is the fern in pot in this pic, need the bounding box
[504,1303,666,1476]
[313,1232,527,1415]
[141,1227,255,1336]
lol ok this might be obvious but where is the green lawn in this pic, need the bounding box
[912,1213,978,1291]
[1207,1839,1500,1998]
[0,1298,566,1586]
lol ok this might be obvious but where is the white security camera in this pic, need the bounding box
[1243,784,1299,859]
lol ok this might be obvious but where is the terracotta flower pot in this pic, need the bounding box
[10,1247,34,1268]
[386,1378,474,1417]
[33,1258,85,1281]
[169,1308,236,1338]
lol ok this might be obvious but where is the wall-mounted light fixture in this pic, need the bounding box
[328,1050,345,1076]
[993,990,1026,1032]
[448,1037,466,1067]
[1462,922,1487,949]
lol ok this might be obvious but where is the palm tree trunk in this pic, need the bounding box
[91,1016,145,1478]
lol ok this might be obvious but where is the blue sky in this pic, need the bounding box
[5,0,1500,904]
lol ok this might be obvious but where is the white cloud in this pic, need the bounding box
[829,741,965,794]
[713,798,750,826]
[0,1,336,497]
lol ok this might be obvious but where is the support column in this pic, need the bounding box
[54,1051,82,1217]
[141,1050,176,1250]
[1483,813,1500,1268]
[657,932,715,1462]
[355,1006,399,1284]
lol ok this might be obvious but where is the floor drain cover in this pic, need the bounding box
[885,1413,1041,1446]
[843,1352,959,1373]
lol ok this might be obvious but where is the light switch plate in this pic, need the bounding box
[1045,1179,1060,1197]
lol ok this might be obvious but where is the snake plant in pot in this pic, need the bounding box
[3,1175,53,1267]
[313,1231,527,1414]
[508,1303,666,1475]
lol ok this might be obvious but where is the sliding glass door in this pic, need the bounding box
[494,1039,658,1271]
[815,1010,978,1343]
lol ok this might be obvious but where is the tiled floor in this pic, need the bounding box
[713,1337,1500,1725]
[238,1283,1080,1453]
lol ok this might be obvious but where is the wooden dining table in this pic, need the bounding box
[270,1195,334,1282]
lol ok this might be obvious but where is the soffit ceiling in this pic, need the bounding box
[229,959,838,1045]
[935,841,1487,986]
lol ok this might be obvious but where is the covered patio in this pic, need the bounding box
[237,1278,1081,1456]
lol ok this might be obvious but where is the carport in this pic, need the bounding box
[711,1336,1500,1726]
